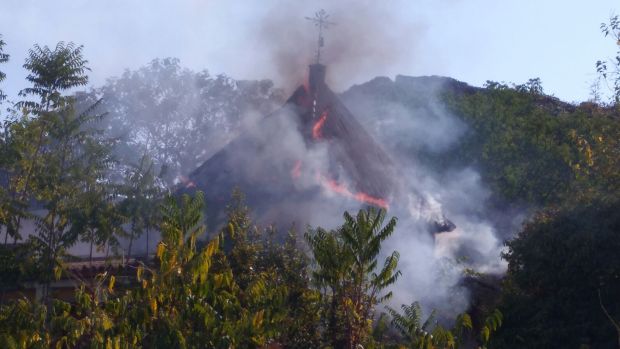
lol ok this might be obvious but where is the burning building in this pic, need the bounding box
[181,9,454,233]
[181,61,454,233]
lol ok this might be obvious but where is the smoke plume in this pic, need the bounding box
[253,1,427,91]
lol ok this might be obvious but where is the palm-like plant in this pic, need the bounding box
[18,42,89,112]
[306,207,401,348]
[387,301,503,349]
[387,302,437,343]
[387,301,461,349]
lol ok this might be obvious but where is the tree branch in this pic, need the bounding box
[598,288,620,333]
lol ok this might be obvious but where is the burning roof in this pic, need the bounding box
[181,63,453,233]
[292,64,397,202]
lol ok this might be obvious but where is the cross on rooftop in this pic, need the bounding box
[305,9,336,64]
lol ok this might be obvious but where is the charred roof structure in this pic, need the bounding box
[181,62,457,236]
[182,63,399,226]
[290,63,397,200]
[182,10,454,232]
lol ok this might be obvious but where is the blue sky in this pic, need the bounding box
[1,0,618,102]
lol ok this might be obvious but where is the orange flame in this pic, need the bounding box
[354,192,389,209]
[312,110,328,139]
[291,160,302,179]
[319,175,389,209]
[324,177,352,196]
[177,175,196,189]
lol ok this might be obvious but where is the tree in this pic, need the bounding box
[119,154,164,258]
[91,58,284,185]
[120,192,283,347]
[73,171,125,264]
[0,191,286,348]
[596,15,620,103]
[306,208,401,348]
[18,42,89,112]
[217,190,321,347]
[2,42,91,247]
[263,231,322,347]
[438,77,620,209]
[0,37,29,246]
[30,99,113,300]
[0,115,26,245]
[9,42,115,300]
[496,198,620,348]
[0,34,9,102]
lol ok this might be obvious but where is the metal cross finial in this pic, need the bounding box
[305,9,336,64]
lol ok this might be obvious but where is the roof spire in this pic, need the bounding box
[305,9,336,64]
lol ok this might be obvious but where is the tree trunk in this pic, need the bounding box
[128,234,134,259]
[89,232,94,265]
[0,229,5,303]
[598,289,620,349]
[329,291,348,349]
[145,227,150,259]
[127,220,135,259]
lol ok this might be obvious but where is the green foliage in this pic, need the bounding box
[0,298,47,348]
[0,34,9,102]
[596,15,620,103]
[0,115,31,244]
[30,100,113,295]
[217,190,322,347]
[119,154,164,258]
[0,244,39,297]
[440,81,620,206]
[386,301,438,347]
[18,42,89,112]
[0,191,323,348]
[306,208,401,348]
[0,41,117,304]
[386,302,501,349]
[1,41,96,249]
[479,309,502,348]
[496,198,620,348]
[73,182,125,262]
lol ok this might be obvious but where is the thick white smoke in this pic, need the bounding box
[339,76,511,316]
